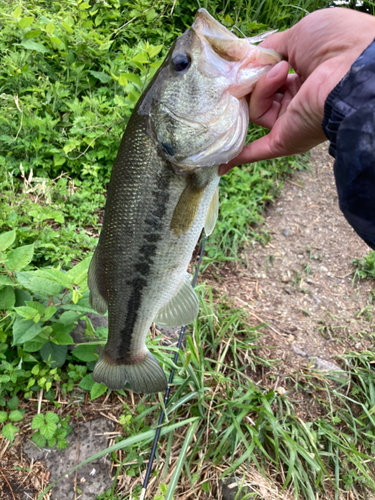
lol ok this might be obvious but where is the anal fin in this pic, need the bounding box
[154,274,199,328]
[88,248,108,315]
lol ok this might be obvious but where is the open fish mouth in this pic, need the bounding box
[192,8,283,98]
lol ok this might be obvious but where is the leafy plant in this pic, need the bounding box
[0,400,25,442]
[31,411,73,449]
[353,250,375,281]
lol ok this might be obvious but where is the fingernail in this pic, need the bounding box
[267,61,283,79]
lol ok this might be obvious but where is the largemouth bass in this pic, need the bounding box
[88,9,282,394]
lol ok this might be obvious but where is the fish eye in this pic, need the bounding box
[171,53,191,73]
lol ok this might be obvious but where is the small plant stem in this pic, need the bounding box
[140,236,206,500]
[37,389,43,414]
[0,466,16,500]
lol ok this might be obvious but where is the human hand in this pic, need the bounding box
[219,8,375,175]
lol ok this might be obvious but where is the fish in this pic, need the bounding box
[88,8,282,394]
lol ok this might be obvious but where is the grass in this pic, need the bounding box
[32,285,375,500]
[353,250,375,282]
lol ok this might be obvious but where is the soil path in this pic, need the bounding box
[214,144,374,380]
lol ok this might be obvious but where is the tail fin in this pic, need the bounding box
[92,350,167,394]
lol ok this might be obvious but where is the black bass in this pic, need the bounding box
[88,9,282,393]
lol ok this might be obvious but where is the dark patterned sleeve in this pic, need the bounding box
[322,40,375,250]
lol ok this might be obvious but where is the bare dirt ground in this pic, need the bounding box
[209,144,374,385]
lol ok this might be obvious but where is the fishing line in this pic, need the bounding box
[139,235,207,500]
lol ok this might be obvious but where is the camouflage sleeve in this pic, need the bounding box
[322,40,375,250]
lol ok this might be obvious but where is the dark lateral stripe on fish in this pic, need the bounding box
[116,172,171,360]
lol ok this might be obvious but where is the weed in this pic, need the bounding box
[353,250,375,282]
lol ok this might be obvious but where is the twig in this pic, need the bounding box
[13,95,24,142]
[74,419,80,500]
[0,466,16,500]
[37,389,43,414]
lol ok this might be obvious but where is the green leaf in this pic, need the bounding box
[35,268,72,288]
[20,39,49,53]
[72,344,98,362]
[13,318,42,345]
[19,16,34,29]
[48,437,57,448]
[44,305,57,322]
[65,256,91,286]
[51,331,74,345]
[0,276,14,286]
[58,311,82,325]
[79,2,91,9]
[45,412,59,424]
[45,22,54,34]
[118,74,127,86]
[23,339,47,352]
[2,423,19,442]
[40,422,57,439]
[24,28,42,39]
[32,431,47,448]
[78,373,95,391]
[0,230,16,252]
[0,286,15,310]
[15,305,43,320]
[123,73,142,86]
[50,36,62,46]
[165,420,199,500]
[7,396,19,411]
[61,22,73,34]
[31,414,45,430]
[25,301,46,316]
[12,6,22,18]
[40,342,68,368]
[6,244,34,272]
[8,410,24,422]
[149,44,163,59]
[0,411,8,423]
[202,481,210,492]
[90,382,107,400]
[17,274,64,297]
[57,438,68,450]
[89,71,111,83]
[132,52,149,64]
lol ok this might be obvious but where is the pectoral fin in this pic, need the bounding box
[154,274,199,327]
[88,249,108,315]
[204,186,219,236]
[170,174,207,236]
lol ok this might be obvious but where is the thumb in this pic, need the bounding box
[259,29,291,57]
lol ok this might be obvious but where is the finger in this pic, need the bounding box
[219,133,283,175]
[259,29,290,56]
[249,60,289,124]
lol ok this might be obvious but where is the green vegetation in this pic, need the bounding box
[2,0,375,499]
[353,250,375,281]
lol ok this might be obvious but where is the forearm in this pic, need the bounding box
[322,40,375,249]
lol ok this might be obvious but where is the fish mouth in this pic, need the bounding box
[192,8,283,98]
